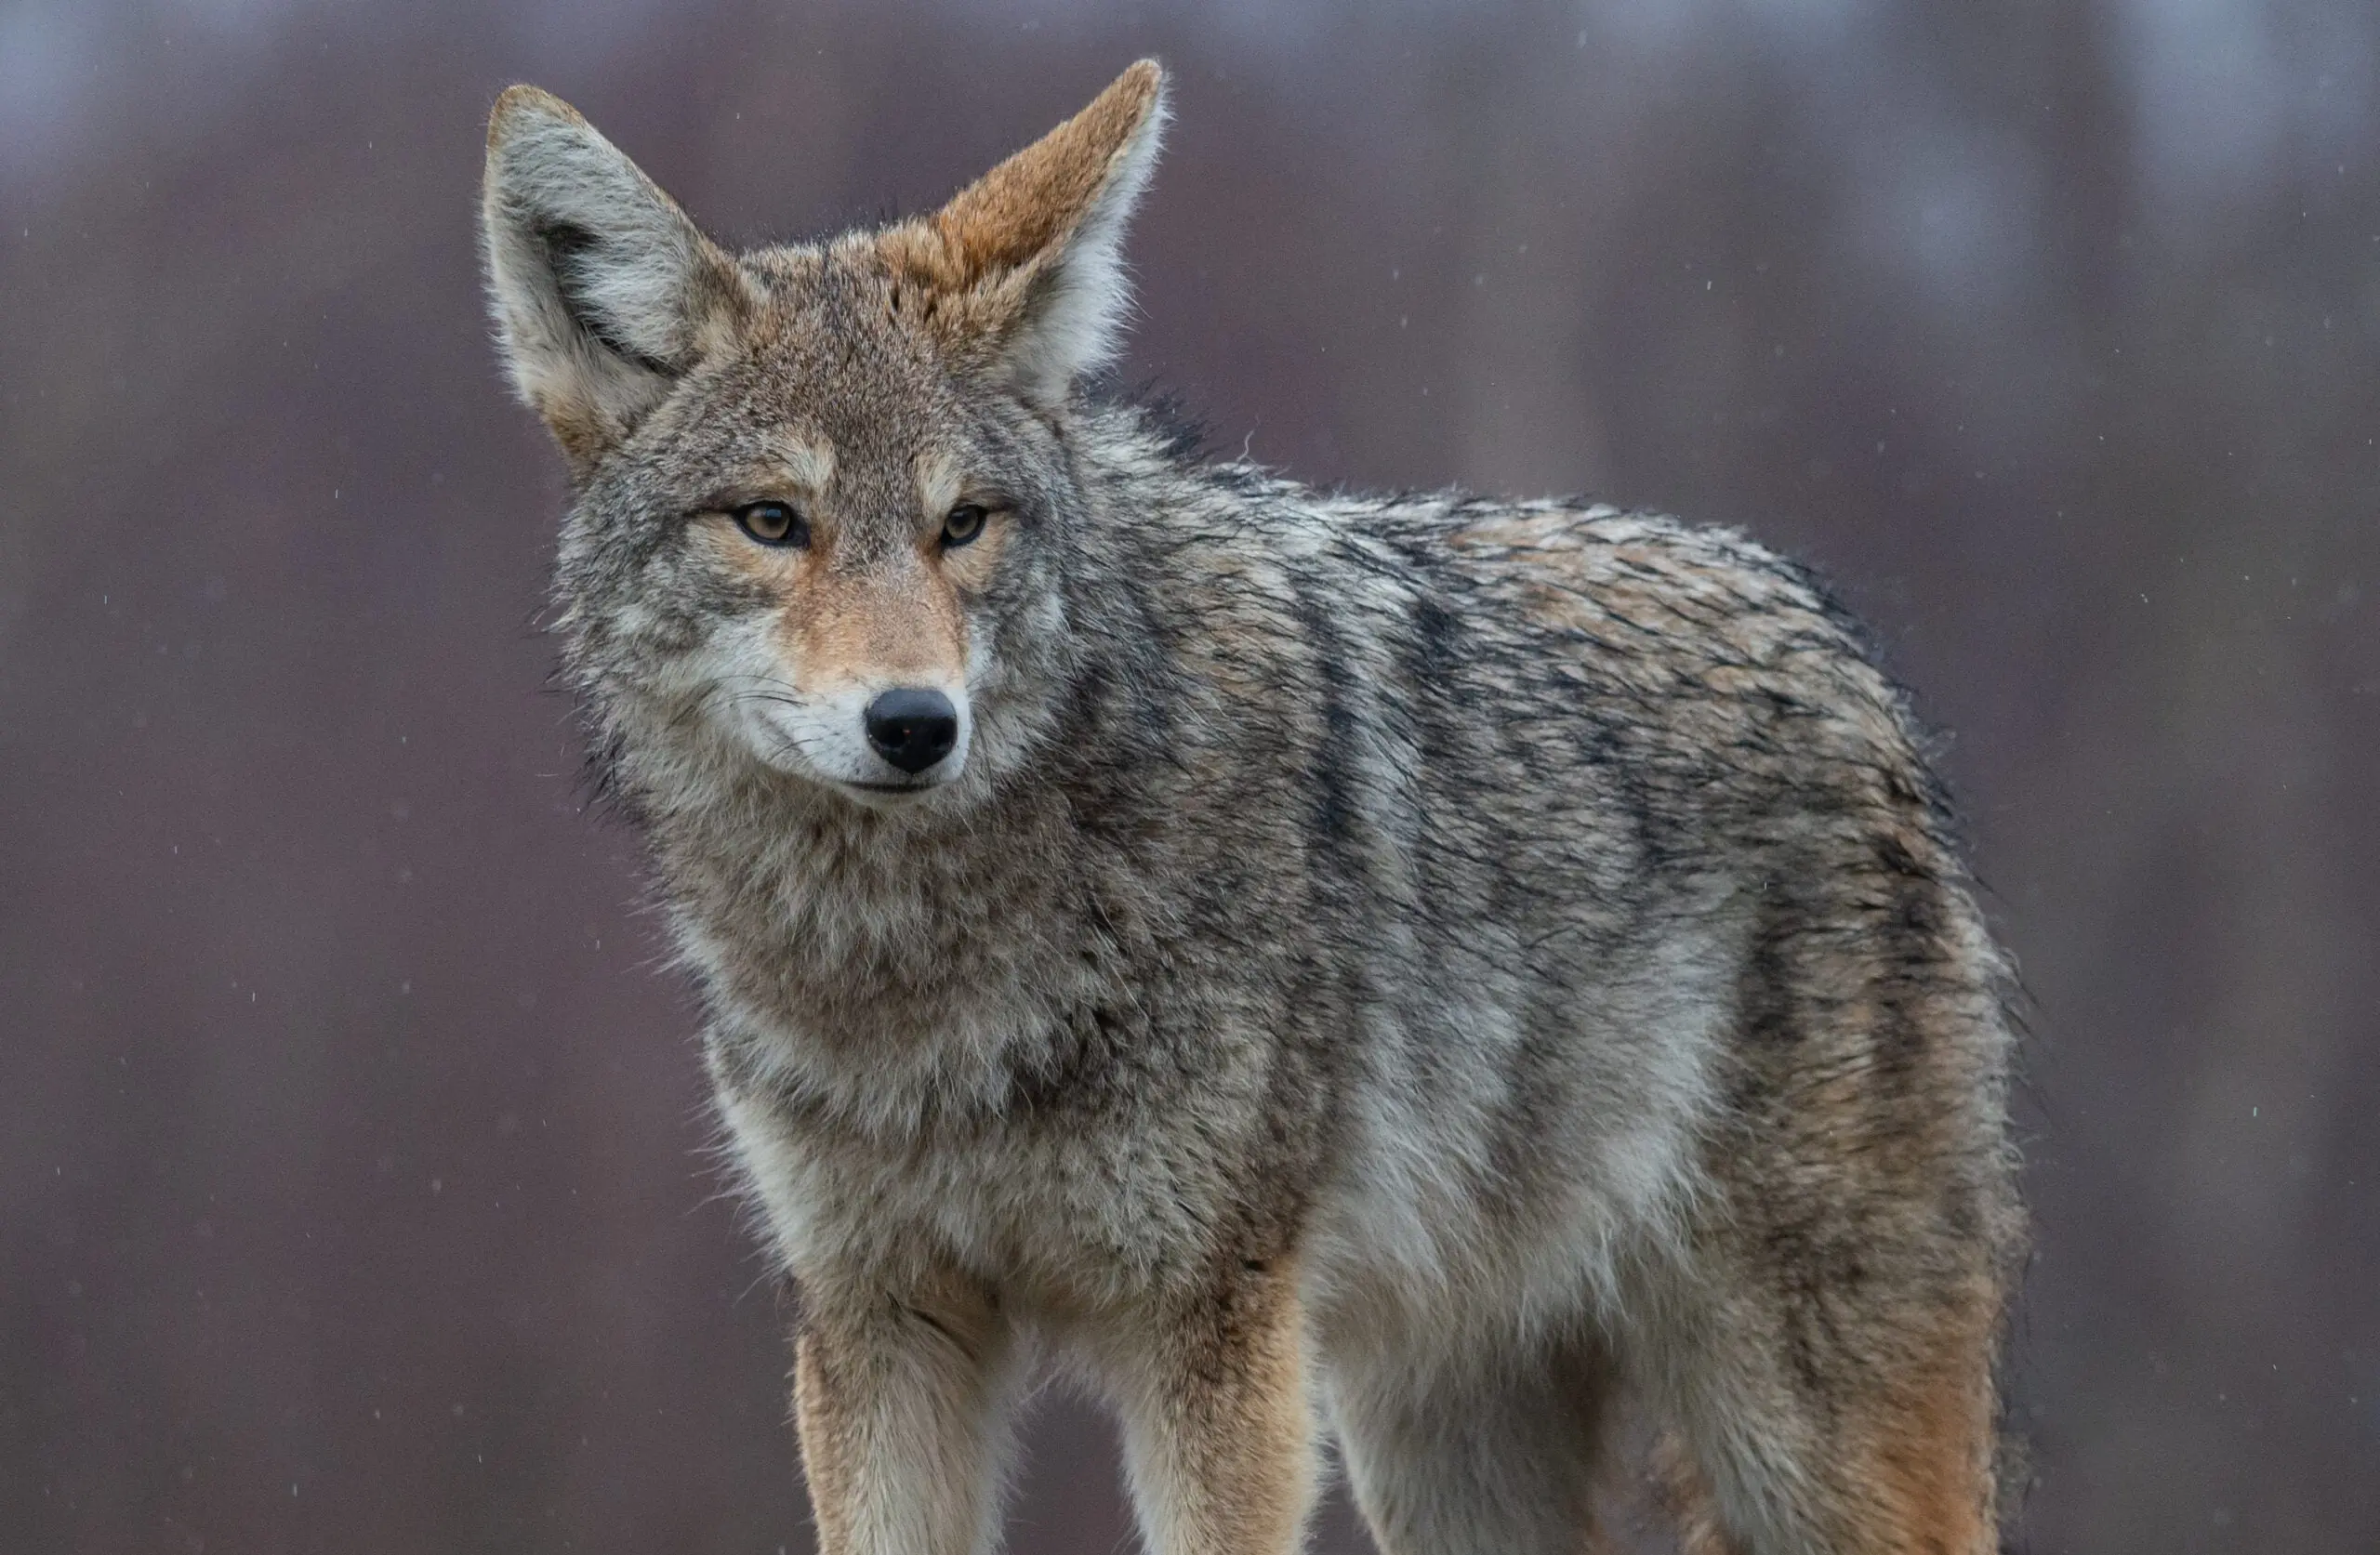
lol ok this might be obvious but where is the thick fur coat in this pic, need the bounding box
[483,60,2023,1555]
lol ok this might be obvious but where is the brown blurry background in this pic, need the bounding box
[3,1,2375,1550]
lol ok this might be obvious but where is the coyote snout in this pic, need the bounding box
[737,670,972,797]
[732,613,975,794]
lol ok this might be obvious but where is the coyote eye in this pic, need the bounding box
[941,503,987,548]
[734,501,807,548]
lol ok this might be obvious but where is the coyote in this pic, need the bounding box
[483,59,2022,1555]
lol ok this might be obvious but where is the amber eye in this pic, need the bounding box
[734,501,807,548]
[942,503,987,548]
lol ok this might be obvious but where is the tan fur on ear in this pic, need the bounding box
[879,60,1168,405]
[929,59,1163,282]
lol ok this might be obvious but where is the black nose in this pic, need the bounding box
[862,688,959,775]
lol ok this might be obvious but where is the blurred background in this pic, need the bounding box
[2,0,2374,1549]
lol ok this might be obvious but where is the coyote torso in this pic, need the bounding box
[487,60,2021,1555]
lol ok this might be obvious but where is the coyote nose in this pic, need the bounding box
[863,688,959,775]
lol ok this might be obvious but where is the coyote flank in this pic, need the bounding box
[483,59,2022,1555]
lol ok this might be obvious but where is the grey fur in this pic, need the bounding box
[485,64,2022,1555]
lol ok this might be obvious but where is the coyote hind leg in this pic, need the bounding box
[1658,1271,2005,1555]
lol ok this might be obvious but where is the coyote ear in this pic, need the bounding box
[891,60,1167,408]
[481,87,747,474]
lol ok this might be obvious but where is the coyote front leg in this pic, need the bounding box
[1107,1264,1317,1555]
[791,1270,1016,1555]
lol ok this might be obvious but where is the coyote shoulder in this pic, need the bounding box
[483,59,2022,1555]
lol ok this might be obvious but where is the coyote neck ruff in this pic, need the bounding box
[485,59,2023,1555]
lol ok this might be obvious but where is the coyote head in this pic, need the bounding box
[483,63,1167,806]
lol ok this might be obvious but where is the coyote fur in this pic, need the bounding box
[483,59,2022,1555]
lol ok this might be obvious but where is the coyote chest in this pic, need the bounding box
[709,980,1271,1311]
[681,813,1285,1302]
[724,1065,1250,1310]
